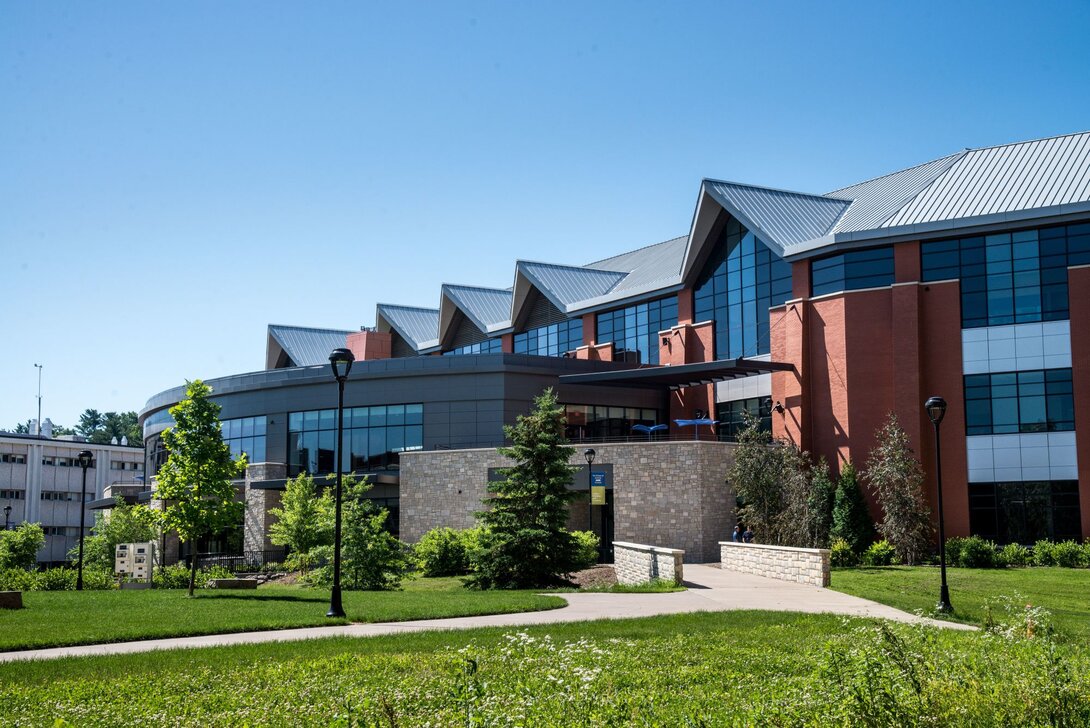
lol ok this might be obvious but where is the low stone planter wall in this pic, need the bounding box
[720,542,830,587]
[613,541,684,586]
[0,591,22,609]
[208,578,258,590]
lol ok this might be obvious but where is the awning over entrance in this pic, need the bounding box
[558,357,794,390]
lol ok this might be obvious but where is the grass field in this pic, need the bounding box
[1,611,1086,725]
[830,565,1090,640]
[0,577,564,651]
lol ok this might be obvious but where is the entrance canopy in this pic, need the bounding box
[558,357,794,391]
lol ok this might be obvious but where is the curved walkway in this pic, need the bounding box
[0,565,972,663]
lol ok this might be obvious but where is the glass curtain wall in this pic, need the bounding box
[715,397,773,441]
[596,297,678,365]
[288,404,423,475]
[513,319,583,357]
[810,247,894,297]
[563,404,659,441]
[968,481,1081,543]
[221,416,267,464]
[444,339,503,356]
[693,216,792,359]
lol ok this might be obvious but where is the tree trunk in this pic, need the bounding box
[188,545,198,597]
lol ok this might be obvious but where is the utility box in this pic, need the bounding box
[115,542,157,583]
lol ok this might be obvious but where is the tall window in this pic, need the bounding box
[288,404,423,475]
[969,481,1080,543]
[221,416,267,464]
[921,222,1090,328]
[810,247,894,297]
[964,369,1074,435]
[693,216,792,359]
[715,397,772,441]
[596,297,678,365]
[444,339,503,356]
[513,319,583,357]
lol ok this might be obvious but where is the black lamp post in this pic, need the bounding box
[3,505,10,530]
[583,448,596,559]
[327,347,355,618]
[925,396,953,613]
[76,449,94,591]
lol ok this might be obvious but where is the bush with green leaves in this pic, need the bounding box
[306,475,414,591]
[70,497,159,571]
[153,564,234,589]
[0,567,114,591]
[861,539,896,566]
[0,522,45,571]
[1052,540,1086,568]
[829,538,858,567]
[570,530,599,570]
[999,542,1031,567]
[830,462,874,554]
[415,527,472,577]
[1032,539,1057,566]
[951,535,1001,568]
[268,472,333,575]
[864,414,933,565]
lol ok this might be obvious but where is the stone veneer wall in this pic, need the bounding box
[720,541,830,587]
[400,441,737,561]
[243,463,287,556]
[613,541,684,585]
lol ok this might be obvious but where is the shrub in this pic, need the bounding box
[153,564,233,589]
[0,523,46,571]
[415,527,471,577]
[861,539,896,566]
[1052,540,1086,568]
[830,538,858,567]
[0,568,38,591]
[864,415,932,565]
[944,537,966,566]
[830,462,874,554]
[1000,542,1031,567]
[569,530,599,571]
[955,535,1001,568]
[0,567,114,591]
[35,568,77,591]
[1032,539,1056,566]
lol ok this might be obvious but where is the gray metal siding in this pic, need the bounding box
[522,289,569,329]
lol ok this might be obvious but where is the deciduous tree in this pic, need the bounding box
[865,414,933,565]
[71,496,159,571]
[155,380,246,595]
[268,473,333,575]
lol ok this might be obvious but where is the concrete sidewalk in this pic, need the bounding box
[0,565,972,663]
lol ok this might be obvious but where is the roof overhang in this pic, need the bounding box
[558,357,795,390]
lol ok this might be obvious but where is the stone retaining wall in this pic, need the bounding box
[720,541,830,587]
[613,541,684,585]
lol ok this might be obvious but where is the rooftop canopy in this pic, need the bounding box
[558,357,794,390]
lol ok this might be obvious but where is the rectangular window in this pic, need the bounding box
[561,404,659,441]
[968,481,1081,543]
[444,339,503,356]
[921,224,1080,328]
[810,247,895,297]
[1,454,27,464]
[0,489,25,500]
[715,397,772,441]
[964,369,1074,435]
[596,296,678,365]
[513,319,583,357]
[287,404,424,476]
[220,416,267,466]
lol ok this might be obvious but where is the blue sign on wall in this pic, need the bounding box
[591,472,606,487]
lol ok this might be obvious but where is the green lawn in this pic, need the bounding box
[0,578,564,651]
[1,611,1086,725]
[831,565,1090,639]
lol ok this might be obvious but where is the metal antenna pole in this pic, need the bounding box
[34,364,43,435]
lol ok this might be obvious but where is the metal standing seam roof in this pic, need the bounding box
[587,235,687,294]
[375,304,441,350]
[442,284,514,332]
[516,261,628,311]
[267,324,354,367]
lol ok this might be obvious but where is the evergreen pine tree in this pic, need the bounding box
[807,458,836,548]
[830,461,874,554]
[470,388,581,588]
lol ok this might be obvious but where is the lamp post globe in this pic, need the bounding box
[327,348,354,618]
[924,396,953,613]
[76,450,94,591]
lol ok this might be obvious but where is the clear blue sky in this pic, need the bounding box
[3,1,1089,431]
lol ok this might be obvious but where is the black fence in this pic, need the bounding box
[193,550,286,573]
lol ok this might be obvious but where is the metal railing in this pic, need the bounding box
[194,550,286,572]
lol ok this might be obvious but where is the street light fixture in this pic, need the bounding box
[327,347,355,618]
[583,448,596,560]
[76,449,94,591]
[3,505,11,531]
[924,396,953,613]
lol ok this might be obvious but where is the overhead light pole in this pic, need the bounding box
[584,448,596,559]
[3,505,11,531]
[327,347,355,618]
[924,396,952,613]
[76,450,94,590]
[34,363,43,436]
